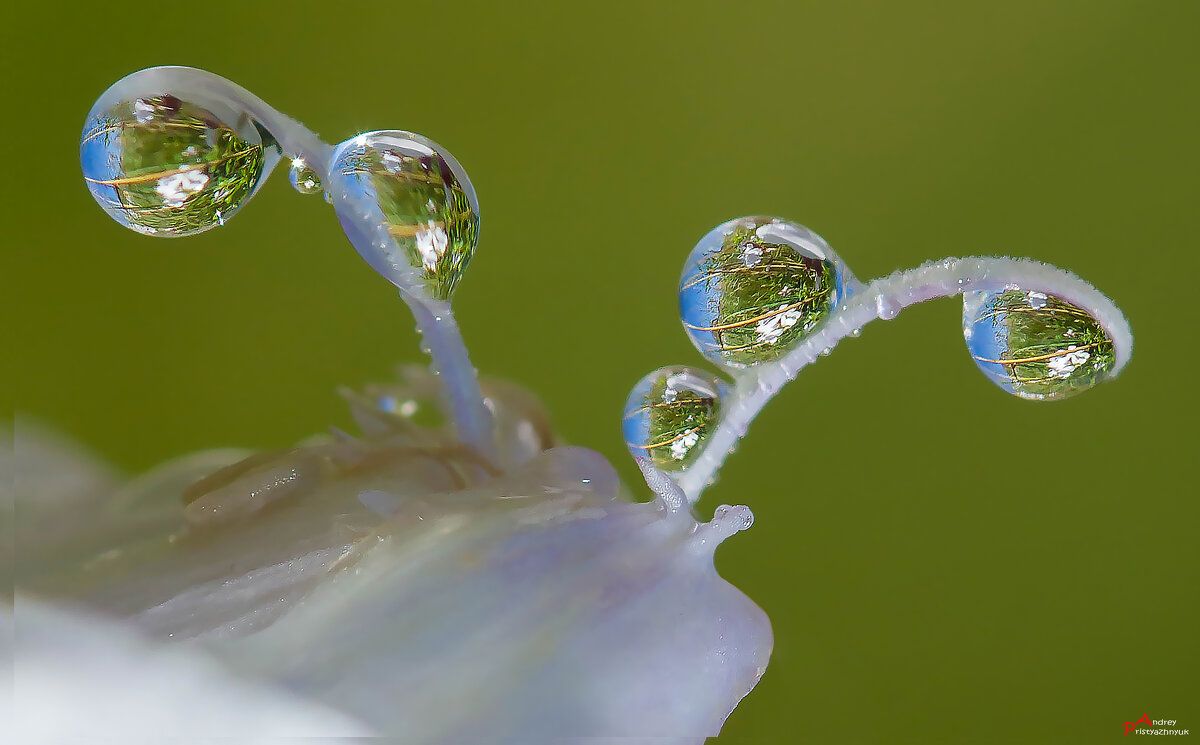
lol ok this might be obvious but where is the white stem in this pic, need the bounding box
[120,66,334,173]
[139,67,495,460]
[399,294,497,461]
[675,256,1133,501]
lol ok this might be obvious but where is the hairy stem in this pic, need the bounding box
[146,67,495,460]
[675,256,1133,501]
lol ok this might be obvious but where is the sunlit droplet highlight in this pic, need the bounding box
[288,158,322,195]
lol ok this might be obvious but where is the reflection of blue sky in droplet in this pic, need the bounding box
[80,113,130,229]
[329,138,393,280]
[966,294,1015,393]
[678,219,744,361]
[621,374,656,457]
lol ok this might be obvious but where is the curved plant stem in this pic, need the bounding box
[146,67,496,461]
[125,67,333,173]
[675,256,1133,502]
[398,293,496,461]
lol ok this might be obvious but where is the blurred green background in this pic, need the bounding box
[8,1,1198,741]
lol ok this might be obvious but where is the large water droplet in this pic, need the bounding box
[327,131,479,301]
[963,288,1116,400]
[679,216,845,368]
[80,74,277,236]
[288,157,322,195]
[622,366,727,472]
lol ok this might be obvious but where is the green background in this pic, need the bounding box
[7,1,1198,741]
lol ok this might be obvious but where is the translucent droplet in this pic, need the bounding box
[963,288,1116,400]
[622,366,727,473]
[327,131,479,301]
[80,74,278,236]
[288,158,322,195]
[679,216,845,368]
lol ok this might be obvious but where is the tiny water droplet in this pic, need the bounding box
[622,366,727,473]
[327,131,479,301]
[679,216,846,368]
[820,346,832,356]
[850,327,862,338]
[80,72,276,236]
[288,158,323,195]
[963,288,1116,400]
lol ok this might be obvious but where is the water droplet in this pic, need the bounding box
[963,288,1116,400]
[80,74,277,236]
[679,216,846,368]
[850,327,862,338]
[288,157,322,195]
[327,130,479,301]
[622,366,727,473]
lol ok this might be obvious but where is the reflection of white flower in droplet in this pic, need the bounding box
[1027,290,1048,310]
[756,305,802,344]
[1047,346,1091,378]
[414,221,449,272]
[381,150,403,173]
[156,170,209,207]
[671,430,700,460]
[133,98,156,123]
[741,243,763,267]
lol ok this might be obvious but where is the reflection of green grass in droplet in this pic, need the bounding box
[974,290,1115,399]
[346,147,478,301]
[625,374,719,471]
[289,162,322,195]
[90,98,265,235]
[689,222,836,366]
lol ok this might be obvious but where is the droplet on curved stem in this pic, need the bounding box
[288,157,323,195]
[623,366,727,473]
[80,73,279,236]
[679,216,846,368]
[326,131,479,301]
[963,288,1117,400]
